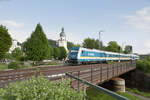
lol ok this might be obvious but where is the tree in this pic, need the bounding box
[53,48,60,60]
[58,47,67,60]
[74,44,81,47]
[11,48,23,60]
[49,47,54,59]
[0,25,12,60]
[124,45,132,54]
[83,38,95,49]
[48,39,57,48]
[105,41,123,53]
[83,38,104,50]
[95,39,104,50]
[23,23,51,61]
[67,41,74,50]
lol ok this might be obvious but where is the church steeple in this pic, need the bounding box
[60,27,66,37]
[62,27,64,32]
[58,27,68,52]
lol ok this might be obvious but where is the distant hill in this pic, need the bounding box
[48,39,77,50]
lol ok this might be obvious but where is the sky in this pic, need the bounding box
[0,0,150,54]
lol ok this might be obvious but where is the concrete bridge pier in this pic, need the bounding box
[111,77,125,92]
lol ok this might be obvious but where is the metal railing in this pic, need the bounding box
[66,72,130,100]
[67,61,136,90]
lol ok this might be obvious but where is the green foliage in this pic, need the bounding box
[48,39,57,48]
[124,45,132,54]
[105,41,123,53]
[126,88,150,98]
[0,63,8,70]
[49,47,54,59]
[136,60,150,74]
[83,38,104,50]
[0,25,12,60]
[67,41,75,50]
[18,56,28,61]
[53,48,60,60]
[23,23,51,61]
[3,53,12,59]
[0,76,84,100]
[86,87,141,100]
[11,47,23,60]
[53,47,67,60]
[8,61,22,69]
[74,44,81,47]
[140,54,150,60]
[58,47,67,60]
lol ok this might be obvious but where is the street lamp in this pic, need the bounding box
[99,30,104,50]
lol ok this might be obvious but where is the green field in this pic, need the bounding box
[126,88,150,98]
[0,63,8,70]
[86,87,142,100]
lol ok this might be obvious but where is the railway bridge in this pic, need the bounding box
[0,61,136,89]
[0,61,137,100]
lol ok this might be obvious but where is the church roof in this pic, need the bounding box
[60,27,66,37]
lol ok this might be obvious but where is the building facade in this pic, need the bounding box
[9,39,21,53]
[58,27,68,52]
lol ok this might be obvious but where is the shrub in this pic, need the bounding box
[0,76,84,100]
[8,62,22,69]
[136,60,150,73]
[11,48,23,60]
[18,56,28,61]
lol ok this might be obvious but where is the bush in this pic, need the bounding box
[18,56,28,61]
[0,63,8,70]
[0,76,84,100]
[136,60,150,73]
[11,48,23,60]
[8,62,22,69]
[58,47,67,60]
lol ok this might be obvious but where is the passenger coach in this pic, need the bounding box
[68,47,139,64]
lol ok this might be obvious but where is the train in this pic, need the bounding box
[68,47,139,64]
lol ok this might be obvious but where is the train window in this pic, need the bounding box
[71,50,78,53]
[82,51,84,54]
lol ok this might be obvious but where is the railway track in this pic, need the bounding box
[0,61,136,88]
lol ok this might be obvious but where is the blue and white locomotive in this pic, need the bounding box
[68,47,139,64]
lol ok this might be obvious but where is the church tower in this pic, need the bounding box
[58,27,68,52]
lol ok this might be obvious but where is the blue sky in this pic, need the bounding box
[0,0,150,54]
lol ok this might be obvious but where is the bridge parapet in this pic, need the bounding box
[67,61,136,90]
[0,61,136,88]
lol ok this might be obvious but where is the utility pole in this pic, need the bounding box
[122,42,126,52]
[99,30,103,50]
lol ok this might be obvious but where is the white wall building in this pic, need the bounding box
[9,39,21,53]
[58,27,68,52]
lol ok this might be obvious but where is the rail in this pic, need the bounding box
[0,61,136,88]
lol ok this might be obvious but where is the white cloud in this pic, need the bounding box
[0,20,23,29]
[144,40,150,50]
[126,7,150,32]
[0,20,26,42]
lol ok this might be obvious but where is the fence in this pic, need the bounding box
[67,61,136,90]
[66,72,129,100]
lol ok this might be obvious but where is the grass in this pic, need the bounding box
[86,87,142,100]
[45,61,59,65]
[126,88,150,98]
[0,63,8,70]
